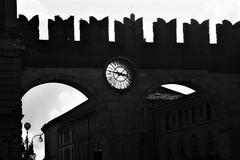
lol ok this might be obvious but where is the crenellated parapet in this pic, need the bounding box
[115,14,144,45]
[13,13,240,49]
[48,16,74,42]
[153,18,176,45]
[80,16,108,44]
[12,14,240,71]
[18,15,39,42]
[183,19,209,48]
[216,20,240,52]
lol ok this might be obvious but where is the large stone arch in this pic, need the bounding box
[21,72,101,102]
[19,72,113,141]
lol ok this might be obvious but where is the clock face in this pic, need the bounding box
[105,58,136,91]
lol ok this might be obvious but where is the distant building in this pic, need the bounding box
[41,100,99,160]
[139,91,222,160]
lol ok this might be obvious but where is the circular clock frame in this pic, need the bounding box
[104,57,137,93]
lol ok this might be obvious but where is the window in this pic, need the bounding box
[64,130,70,145]
[208,142,215,156]
[178,147,185,160]
[172,114,176,124]
[137,107,145,119]
[76,143,88,160]
[167,149,172,160]
[58,128,73,160]
[192,106,196,124]
[199,106,203,118]
[166,114,170,131]
[206,134,215,156]
[64,148,70,160]
[206,103,211,120]
[138,131,146,146]
[184,110,189,120]
[193,144,199,159]
[178,110,182,127]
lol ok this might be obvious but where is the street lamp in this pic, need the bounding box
[31,133,43,143]
[22,122,43,160]
[23,122,31,159]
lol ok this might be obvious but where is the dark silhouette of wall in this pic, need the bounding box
[48,16,74,42]
[80,16,108,44]
[15,15,240,73]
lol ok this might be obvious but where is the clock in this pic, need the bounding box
[104,57,136,91]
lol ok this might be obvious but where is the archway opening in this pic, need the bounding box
[161,84,196,95]
[145,83,196,101]
[21,82,88,160]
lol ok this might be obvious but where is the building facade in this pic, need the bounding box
[42,101,99,160]
[146,93,223,160]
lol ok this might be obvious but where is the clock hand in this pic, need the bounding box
[107,70,128,77]
[116,72,128,77]
[106,70,120,76]
[119,69,128,77]
[106,70,119,74]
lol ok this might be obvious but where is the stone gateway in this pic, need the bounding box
[0,0,240,160]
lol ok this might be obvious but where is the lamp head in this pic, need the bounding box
[38,135,43,142]
[24,122,31,131]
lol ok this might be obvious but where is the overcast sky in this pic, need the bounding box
[17,0,240,160]
[17,0,240,43]
[21,83,87,160]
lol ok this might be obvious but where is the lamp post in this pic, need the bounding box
[24,122,31,160]
[22,122,43,160]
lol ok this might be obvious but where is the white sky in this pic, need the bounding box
[17,0,240,43]
[18,0,240,160]
[161,84,195,95]
[21,83,87,160]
